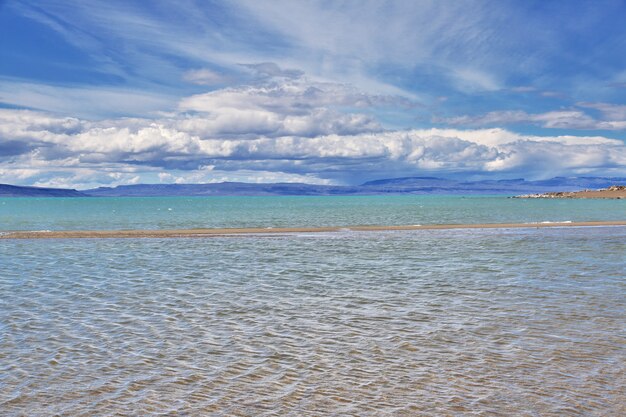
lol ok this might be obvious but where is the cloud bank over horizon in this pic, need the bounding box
[2,75,625,189]
[1,1,626,187]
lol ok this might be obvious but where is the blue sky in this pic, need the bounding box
[1,0,626,188]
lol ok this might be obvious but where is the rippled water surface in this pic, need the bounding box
[1,227,625,416]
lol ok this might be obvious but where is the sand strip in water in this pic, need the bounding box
[1,221,626,239]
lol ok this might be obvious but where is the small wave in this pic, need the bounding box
[525,221,573,225]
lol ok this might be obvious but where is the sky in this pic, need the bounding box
[1,0,626,189]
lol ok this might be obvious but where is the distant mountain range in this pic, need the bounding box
[0,184,87,197]
[2,176,625,197]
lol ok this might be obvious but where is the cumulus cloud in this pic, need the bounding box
[1,72,625,188]
[2,104,625,189]
[176,76,407,137]
[179,77,412,115]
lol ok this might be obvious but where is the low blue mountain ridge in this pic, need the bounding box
[1,177,624,197]
[0,184,87,197]
[84,176,626,197]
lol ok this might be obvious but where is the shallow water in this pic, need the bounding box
[1,195,625,231]
[1,227,624,416]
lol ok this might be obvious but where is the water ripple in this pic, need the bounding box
[0,227,624,416]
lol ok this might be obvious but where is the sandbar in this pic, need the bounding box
[1,221,625,239]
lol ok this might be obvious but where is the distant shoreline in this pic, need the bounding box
[516,186,626,199]
[2,221,625,239]
[4,177,626,198]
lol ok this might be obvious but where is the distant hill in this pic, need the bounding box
[83,176,626,197]
[359,176,626,194]
[0,184,87,197]
[361,176,458,187]
[2,177,625,197]
[84,182,361,197]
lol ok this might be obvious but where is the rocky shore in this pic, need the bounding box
[516,185,626,199]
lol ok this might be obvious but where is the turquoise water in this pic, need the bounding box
[1,227,625,415]
[1,195,624,231]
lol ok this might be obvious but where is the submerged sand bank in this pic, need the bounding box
[2,221,625,239]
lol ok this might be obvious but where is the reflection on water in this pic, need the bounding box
[1,227,625,416]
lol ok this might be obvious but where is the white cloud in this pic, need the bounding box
[182,69,232,86]
[240,63,304,80]
[2,105,625,188]
[156,168,333,185]
[577,102,626,121]
[178,77,410,114]
[176,77,396,137]
[439,109,626,130]
[233,0,503,92]
[9,0,626,131]
[451,68,500,92]
[0,80,175,119]
[1,71,624,189]
[9,0,511,107]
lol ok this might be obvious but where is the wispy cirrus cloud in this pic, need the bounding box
[0,79,176,119]
[182,69,232,86]
[437,106,626,131]
[577,102,626,121]
[11,0,626,109]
